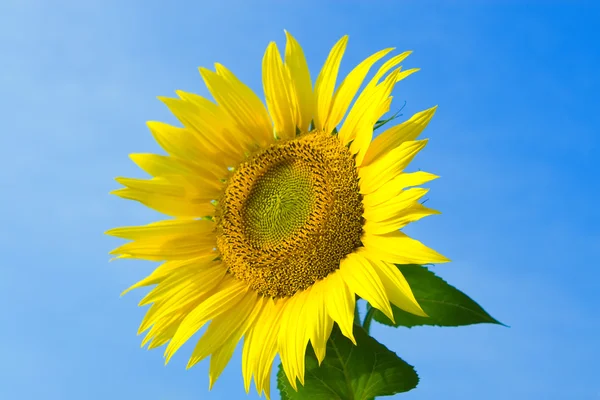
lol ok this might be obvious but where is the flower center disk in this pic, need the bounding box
[216,131,363,298]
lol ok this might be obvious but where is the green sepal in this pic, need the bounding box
[371,264,504,328]
[277,325,419,399]
[373,102,406,131]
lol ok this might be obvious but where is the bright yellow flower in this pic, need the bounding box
[107,32,448,398]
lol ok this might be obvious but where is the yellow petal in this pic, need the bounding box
[129,153,195,177]
[376,96,393,121]
[395,68,420,83]
[338,69,398,147]
[363,188,429,221]
[363,51,412,92]
[339,252,394,322]
[137,265,226,335]
[284,31,313,133]
[114,177,181,197]
[109,239,214,261]
[359,139,428,195]
[348,68,402,166]
[306,279,334,364]
[363,106,437,166]
[241,309,265,393]
[208,337,237,390]
[106,219,214,240]
[122,255,218,296]
[200,65,274,148]
[208,295,264,389]
[365,203,441,234]
[110,187,215,218]
[242,299,285,394]
[361,250,427,317]
[115,175,221,194]
[146,121,208,163]
[323,270,356,344]
[261,364,273,400]
[314,36,348,132]
[362,171,439,207]
[174,90,249,162]
[255,299,286,394]
[138,268,225,335]
[139,262,225,307]
[132,147,227,182]
[263,42,297,140]
[325,48,394,133]
[141,294,210,349]
[157,98,216,151]
[138,302,161,335]
[164,276,249,363]
[278,289,311,390]
[341,51,412,132]
[111,175,220,218]
[141,309,187,348]
[362,230,450,265]
[145,324,180,349]
[187,290,258,369]
[142,290,217,350]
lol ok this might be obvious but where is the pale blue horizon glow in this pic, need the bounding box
[1,1,599,399]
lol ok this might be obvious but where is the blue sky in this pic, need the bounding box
[1,1,599,399]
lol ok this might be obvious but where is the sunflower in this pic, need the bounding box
[107,31,448,398]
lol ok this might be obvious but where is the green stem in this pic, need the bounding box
[362,307,376,334]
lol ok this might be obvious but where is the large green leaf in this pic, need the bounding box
[277,325,418,400]
[372,264,503,328]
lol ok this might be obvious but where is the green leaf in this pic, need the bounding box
[278,373,292,400]
[372,265,503,328]
[277,325,418,400]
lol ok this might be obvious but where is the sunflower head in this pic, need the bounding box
[107,31,448,399]
[216,130,364,298]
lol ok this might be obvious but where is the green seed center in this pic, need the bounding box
[243,160,315,246]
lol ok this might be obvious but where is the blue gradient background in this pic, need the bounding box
[2,1,598,399]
